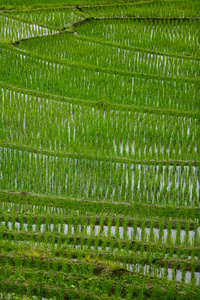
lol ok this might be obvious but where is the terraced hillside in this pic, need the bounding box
[0,0,200,299]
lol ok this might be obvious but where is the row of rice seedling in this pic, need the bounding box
[4,7,84,30]
[1,231,199,266]
[1,147,199,206]
[1,207,198,232]
[1,190,199,221]
[0,13,58,42]
[2,81,197,117]
[81,0,200,18]
[1,0,198,14]
[1,190,199,223]
[1,46,199,111]
[0,187,199,293]
[3,0,199,35]
[17,33,200,78]
[76,19,200,56]
[1,265,197,300]
[0,0,146,8]
[0,266,120,300]
[2,238,199,273]
[0,250,199,297]
[75,34,199,60]
[1,217,200,268]
[1,87,199,160]
[2,229,199,260]
[1,210,199,246]
[1,226,200,283]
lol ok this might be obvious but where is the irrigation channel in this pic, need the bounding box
[0,0,200,299]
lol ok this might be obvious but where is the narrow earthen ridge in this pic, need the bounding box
[94,16,200,22]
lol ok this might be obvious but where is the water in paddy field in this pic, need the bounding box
[2,221,200,246]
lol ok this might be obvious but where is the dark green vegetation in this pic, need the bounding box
[0,0,200,299]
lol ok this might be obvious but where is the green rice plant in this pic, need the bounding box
[0,13,57,42]
[1,147,199,206]
[0,0,200,296]
[82,0,200,18]
[0,0,145,9]
[76,18,200,56]
[175,223,182,246]
[17,33,200,78]
[193,224,199,247]
[6,7,84,29]
[1,47,199,111]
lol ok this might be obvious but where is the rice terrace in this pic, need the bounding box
[0,0,200,299]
